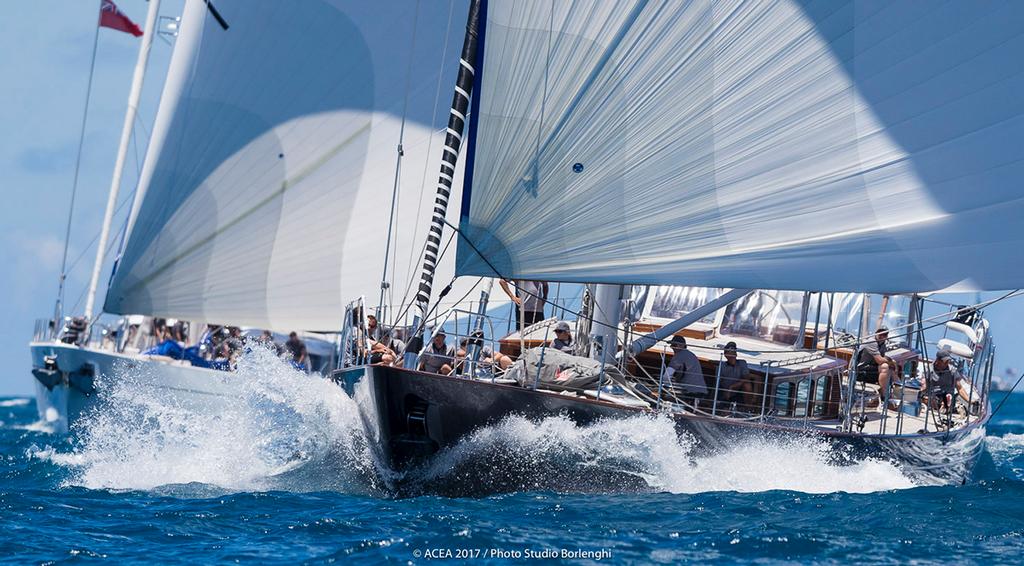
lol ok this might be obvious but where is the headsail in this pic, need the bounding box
[105,0,486,330]
[456,0,1024,293]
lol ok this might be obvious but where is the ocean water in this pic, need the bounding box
[2,350,1023,564]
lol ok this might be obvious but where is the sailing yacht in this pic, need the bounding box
[30,0,502,431]
[330,0,1024,485]
[32,0,1023,487]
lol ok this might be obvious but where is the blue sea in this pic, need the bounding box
[2,355,1023,564]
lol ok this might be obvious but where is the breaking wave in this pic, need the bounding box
[985,433,1024,481]
[52,347,917,496]
[61,346,384,495]
[0,399,31,407]
[404,413,916,496]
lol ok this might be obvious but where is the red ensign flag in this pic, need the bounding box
[99,0,143,37]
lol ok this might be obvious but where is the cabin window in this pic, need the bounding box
[721,290,806,343]
[829,294,910,336]
[793,379,812,417]
[812,378,828,417]
[646,286,723,323]
[774,382,793,416]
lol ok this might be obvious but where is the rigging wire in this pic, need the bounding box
[991,371,1024,419]
[68,204,136,315]
[64,188,138,277]
[54,7,103,324]
[404,0,457,292]
[378,0,422,326]
[389,229,461,329]
[63,115,146,315]
[131,118,141,179]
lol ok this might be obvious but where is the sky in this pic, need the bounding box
[1,0,183,396]
[1,1,1023,398]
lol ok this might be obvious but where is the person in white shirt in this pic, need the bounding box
[500,279,549,328]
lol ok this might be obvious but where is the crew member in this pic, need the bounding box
[500,279,549,329]
[716,341,757,410]
[927,349,970,413]
[455,330,513,374]
[286,331,309,370]
[370,329,406,366]
[550,321,574,353]
[366,314,381,340]
[663,335,707,403]
[857,326,897,408]
[419,330,455,375]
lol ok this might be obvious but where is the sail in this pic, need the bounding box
[104,0,490,330]
[456,0,1024,293]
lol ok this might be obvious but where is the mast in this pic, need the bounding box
[590,284,622,365]
[413,0,482,323]
[83,0,162,320]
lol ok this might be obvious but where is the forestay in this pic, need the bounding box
[105,0,492,330]
[456,0,1024,293]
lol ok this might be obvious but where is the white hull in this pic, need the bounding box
[29,341,241,433]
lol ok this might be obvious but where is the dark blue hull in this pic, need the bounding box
[335,365,987,490]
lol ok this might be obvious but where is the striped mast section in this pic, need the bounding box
[413,0,482,323]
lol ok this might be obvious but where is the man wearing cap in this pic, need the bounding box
[926,349,969,413]
[716,341,757,409]
[551,321,574,354]
[856,327,896,407]
[662,335,708,402]
[418,330,456,375]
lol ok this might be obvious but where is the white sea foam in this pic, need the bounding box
[986,433,1024,460]
[12,420,56,433]
[0,398,31,407]
[63,346,385,494]
[411,413,916,495]
[54,346,915,496]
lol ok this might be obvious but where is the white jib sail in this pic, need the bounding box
[105,0,497,331]
[456,0,1024,293]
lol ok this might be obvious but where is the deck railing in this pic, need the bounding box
[344,296,993,438]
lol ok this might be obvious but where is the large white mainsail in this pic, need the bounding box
[104,0,490,330]
[456,0,1024,293]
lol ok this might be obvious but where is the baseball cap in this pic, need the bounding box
[555,321,570,333]
[670,335,687,348]
[935,348,953,361]
[723,341,738,354]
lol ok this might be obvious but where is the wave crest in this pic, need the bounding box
[50,347,917,496]
[403,413,915,496]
